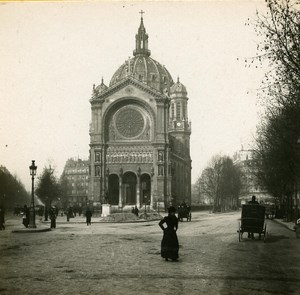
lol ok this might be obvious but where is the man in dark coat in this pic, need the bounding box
[49,206,57,229]
[86,207,92,226]
[248,195,259,238]
[248,195,259,205]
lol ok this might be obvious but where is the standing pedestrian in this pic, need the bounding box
[158,206,179,262]
[49,206,57,229]
[67,207,72,222]
[22,205,30,228]
[86,207,92,226]
[0,206,5,230]
[134,205,139,217]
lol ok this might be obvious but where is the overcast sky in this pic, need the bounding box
[0,0,267,191]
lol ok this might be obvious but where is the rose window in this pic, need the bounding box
[115,108,145,138]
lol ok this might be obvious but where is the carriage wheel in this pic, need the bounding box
[263,224,267,243]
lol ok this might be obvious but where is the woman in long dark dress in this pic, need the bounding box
[159,206,179,261]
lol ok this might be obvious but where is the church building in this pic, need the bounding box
[88,14,192,211]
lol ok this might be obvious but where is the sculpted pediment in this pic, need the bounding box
[95,77,167,102]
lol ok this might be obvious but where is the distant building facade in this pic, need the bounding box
[233,148,273,204]
[88,15,192,210]
[60,158,89,208]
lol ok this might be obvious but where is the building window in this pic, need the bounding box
[182,103,186,119]
[95,152,101,162]
[176,102,180,119]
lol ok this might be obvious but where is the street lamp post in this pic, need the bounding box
[28,160,37,228]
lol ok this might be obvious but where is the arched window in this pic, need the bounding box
[171,103,175,118]
[182,103,186,119]
[176,102,181,119]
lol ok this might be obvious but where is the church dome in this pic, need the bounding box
[110,56,173,93]
[95,78,108,93]
[109,15,174,94]
[170,77,187,95]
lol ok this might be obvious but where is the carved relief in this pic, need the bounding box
[106,147,153,164]
[158,165,164,176]
[158,150,164,162]
[95,151,101,162]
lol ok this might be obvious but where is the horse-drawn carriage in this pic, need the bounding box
[237,204,267,242]
[178,204,191,222]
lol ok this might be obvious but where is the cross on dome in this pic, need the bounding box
[139,10,145,19]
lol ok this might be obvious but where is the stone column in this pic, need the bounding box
[150,166,154,209]
[118,168,123,208]
[137,167,141,208]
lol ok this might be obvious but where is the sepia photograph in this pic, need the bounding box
[0,1,299,294]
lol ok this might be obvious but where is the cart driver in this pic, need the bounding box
[248,195,259,205]
[248,195,259,239]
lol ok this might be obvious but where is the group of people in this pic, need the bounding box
[131,206,139,217]
[17,204,94,228]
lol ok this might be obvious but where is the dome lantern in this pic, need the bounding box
[133,10,151,57]
[109,13,174,93]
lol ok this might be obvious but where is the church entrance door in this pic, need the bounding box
[122,172,137,205]
[108,174,119,205]
[141,174,151,206]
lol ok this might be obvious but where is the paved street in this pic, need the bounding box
[0,211,299,295]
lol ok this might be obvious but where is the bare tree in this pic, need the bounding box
[252,0,300,221]
[198,155,243,212]
[35,167,60,208]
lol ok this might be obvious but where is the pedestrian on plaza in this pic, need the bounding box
[66,207,73,222]
[0,206,5,230]
[134,205,139,217]
[49,206,57,229]
[158,206,179,262]
[78,206,82,216]
[86,207,92,226]
[22,205,30,228]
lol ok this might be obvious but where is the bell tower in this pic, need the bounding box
[169,77,192,204]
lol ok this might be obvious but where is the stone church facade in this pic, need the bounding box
[88,15,192,210]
